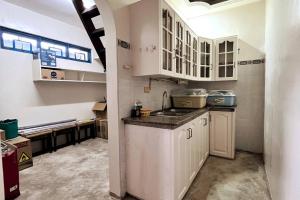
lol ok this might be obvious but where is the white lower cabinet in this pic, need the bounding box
[174,124,189,200]
[125,113,209,200]
[209,110,236,159]
[201,112,210,162]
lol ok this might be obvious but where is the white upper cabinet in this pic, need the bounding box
[184,26,193,80]
[215,36,238,81]
[130,0,238,81]
[174,15,185,78]
[199,37,214,81]
[161,1,175,77]
[191,32,199,80]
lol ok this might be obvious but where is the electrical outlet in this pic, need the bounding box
[144,86,151,93]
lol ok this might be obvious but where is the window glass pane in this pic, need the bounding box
[206,42,210,53]
[163,10,167,28]
[179,58,182,73]
[168,32,172,51]
[201,66,205,77]
[193,64,197,77]
[180,25,183,40]
[201,54,205,65]
[227,41,234,52]
[226,65,234,77]
[179,41,183,56]
[41,41,66,57]
[163,50,167,70]
[176,57,179,73]
[206,55,210,65]
[193,38,197,50]
[206,67,210,78]
[219,41,225,53]
[168,52,172,71]
[219,53,225,65]
[201,42,205,53]
[2,32,37,52]
[69,47,89,61]
[227,52,233,64]
[168,13,172,31]
[219,66,225,77]
[163,30,167,49]
[193,51,197,63]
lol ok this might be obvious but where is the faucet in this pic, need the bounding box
[162,91,168,112]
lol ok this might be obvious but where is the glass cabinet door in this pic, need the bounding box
[192,35,198,79]
[199,37,213,80]
[185,27,192,78]
[174,15,185,78]
[162,3,175,74]
[215,36,238,80]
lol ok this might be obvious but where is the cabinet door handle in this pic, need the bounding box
[186,129,190,139]
[204,118,208,126]
[187,128,192,139]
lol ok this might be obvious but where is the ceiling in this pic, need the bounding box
[3,0,262,27]
[3,0,82,27]
[166,0,262,20]
[188,0,229,5]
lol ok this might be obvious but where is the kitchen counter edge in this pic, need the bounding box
[123,106,236,130]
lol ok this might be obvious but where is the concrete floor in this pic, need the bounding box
[183,152,271,200]
[17,139,271,200]
[17,138,113,200]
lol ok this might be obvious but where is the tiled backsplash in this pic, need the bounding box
[189,63,265,153]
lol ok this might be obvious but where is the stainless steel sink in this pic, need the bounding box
[150,108,195,117]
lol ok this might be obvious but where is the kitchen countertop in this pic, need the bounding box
[123,108,209,130]
[123,106,237,130]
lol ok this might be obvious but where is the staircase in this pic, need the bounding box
[72,0,106,71]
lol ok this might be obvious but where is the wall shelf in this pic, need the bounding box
[32,58,106,84]
[33,79,106,84]
[39,66,104,74]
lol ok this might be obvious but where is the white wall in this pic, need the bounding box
[264,0,300,199]
[0,1,106,126]
[0,138,4,200]
[100,2,185,196]
[188,0,265,52]
[116,7,184,196]
[188,1,265,153]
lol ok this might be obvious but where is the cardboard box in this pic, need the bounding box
[0,129,5,140]
[96,118,108,140]
[41,68,65,80]
[6,136,33,171]
[93,102,107,119]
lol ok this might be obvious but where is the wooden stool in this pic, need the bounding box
[76,119,96,144]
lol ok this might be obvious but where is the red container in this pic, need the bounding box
[2,143,20,200]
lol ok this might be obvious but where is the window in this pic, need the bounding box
[2,32,38,53]
[41,41,67,57]
[0,26,92,63]
[69,47,90,62]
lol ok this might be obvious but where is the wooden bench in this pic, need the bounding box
[19,128,53,156]
[52,122,77,151]
[76,119,96,144]
[19,119,97,155]
[19,119,77,154]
